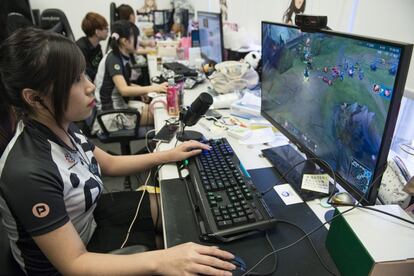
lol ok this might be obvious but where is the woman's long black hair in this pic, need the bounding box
[0,27,85,156]
[109,20,138,56]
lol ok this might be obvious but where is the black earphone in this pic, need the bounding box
[34,96,43,102]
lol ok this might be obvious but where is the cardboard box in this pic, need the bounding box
[326,205,414,276]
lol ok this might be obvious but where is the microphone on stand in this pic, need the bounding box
[177,92,213,141]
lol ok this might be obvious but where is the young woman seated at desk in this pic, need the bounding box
[94,20,167,128]
[0,27,235,276]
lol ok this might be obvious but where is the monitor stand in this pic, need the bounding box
[261,144,337,201]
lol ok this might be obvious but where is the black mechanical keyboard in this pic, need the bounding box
[185,138,277,242]
[163,62,198,77]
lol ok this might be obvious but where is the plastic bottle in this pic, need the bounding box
[167,78,179,116]
[175,75,185,108]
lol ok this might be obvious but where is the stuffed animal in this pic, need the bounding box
[243,51,261,69]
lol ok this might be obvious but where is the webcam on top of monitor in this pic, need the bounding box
[295,14,329,31]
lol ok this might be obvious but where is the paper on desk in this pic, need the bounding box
[274,184,303,205]
[301,174,329,194]
[240,92,261,107]
[239,127,276,145]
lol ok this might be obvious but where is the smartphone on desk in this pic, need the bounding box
[205,109,222,119]
[153,123,179,143]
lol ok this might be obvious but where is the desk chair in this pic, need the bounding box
[39,9,75,41]
[109,2,119,27]
[4,0,35,34]
[80,107,154,190]
[0,214,25,276]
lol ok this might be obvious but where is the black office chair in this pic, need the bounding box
[4,0,36,35]
[39,8,75,41]
[80,107,154,190]
[109,2,119,27]
[0,214,25,276]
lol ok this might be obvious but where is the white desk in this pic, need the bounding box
[147,63,334,227]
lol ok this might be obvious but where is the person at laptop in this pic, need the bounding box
[117,4,156,54]
[0,27,236,275]
[76,12,109,82]
[94,20,167,129]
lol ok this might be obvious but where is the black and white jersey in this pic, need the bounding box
[0,119,103,275]
[94,51,131,111]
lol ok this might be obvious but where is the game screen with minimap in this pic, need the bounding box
[261,22,402,195]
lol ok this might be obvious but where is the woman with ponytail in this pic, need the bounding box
[94,20,167,130]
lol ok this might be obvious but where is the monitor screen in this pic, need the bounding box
[153,9,173,33]
[197,11,223,63]
[261,22,412,204]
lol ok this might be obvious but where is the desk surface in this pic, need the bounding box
[148,61,340,274]
[160,169,339,275]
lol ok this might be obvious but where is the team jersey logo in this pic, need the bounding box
[114,64,121,70]
[64,152,76,163]
[32,203,50,218]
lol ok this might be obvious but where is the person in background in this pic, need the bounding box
[117,4,156,53]
[0,27,236,276]
[94,20,167,129]
[76,12,109,82]
[282,0,306,25]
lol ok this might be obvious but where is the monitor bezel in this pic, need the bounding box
[197,11,224,64]
[261,21,413,205]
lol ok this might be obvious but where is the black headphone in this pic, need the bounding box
[34,96,42,102]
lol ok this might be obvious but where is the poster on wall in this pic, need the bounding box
[282,0,307,25]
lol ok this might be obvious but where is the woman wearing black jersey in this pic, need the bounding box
[95,20,166,129]
[0,28,235,275]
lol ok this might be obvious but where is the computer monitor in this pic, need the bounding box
[153,9,173,33]
[261,21,413,204]
[197,11,224,64]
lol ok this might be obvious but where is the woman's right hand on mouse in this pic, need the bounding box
[157,242,236,276]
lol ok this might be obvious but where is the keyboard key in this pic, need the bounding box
[218,220,233,228]
[233,217,247,224]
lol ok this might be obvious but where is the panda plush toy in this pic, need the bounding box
[243,51,261,69]
[243,51,262,81]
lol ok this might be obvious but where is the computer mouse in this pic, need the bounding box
[230,255,247,276]
[330,192,355,206]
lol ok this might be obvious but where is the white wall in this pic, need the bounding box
[31,0,414,94]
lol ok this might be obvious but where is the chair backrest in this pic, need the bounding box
[109,2,119,27]
[4,0,36,35]
[0,215,25,275]
[40,8,75,41]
